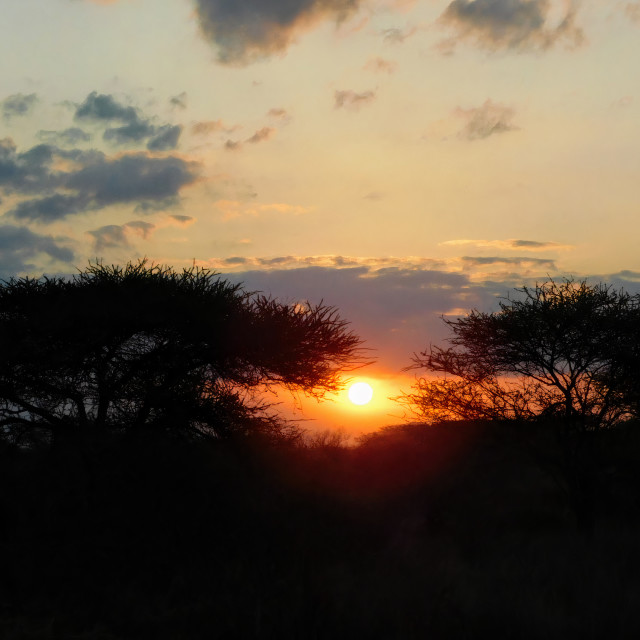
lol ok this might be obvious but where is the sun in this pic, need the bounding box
[348,381,373,406]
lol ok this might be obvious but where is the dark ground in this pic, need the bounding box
[2,420,640,639]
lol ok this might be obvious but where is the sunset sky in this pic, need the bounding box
[2,0,640,432]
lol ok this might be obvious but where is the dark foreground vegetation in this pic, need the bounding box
[3,420,640,639]
[3,264,640,637]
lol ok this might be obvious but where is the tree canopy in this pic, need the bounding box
[0,260,367,445]
[402,279,640,431]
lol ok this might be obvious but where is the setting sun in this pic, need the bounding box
[348,382,374,406]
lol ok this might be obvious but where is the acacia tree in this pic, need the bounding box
[0,260,366,444]
[402,279,639,431]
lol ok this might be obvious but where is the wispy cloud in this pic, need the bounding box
[267,108,291,123]
[203,255,447,272]
[124,220,155,239]
[224,127,277,151]
[37,128,92,146]
[170,92,188,109]
[88,220,156,253]
[455,100,518,140]
[246,127,276,144]
[224,139,243,151]
[364,57,397,74]
[441,239,573,251]
[334,89,377,110]
[2,93,38,120]
[380,26,416,44]
[169,214,195,226]
[461,255,556,269]
[192,120,239,136]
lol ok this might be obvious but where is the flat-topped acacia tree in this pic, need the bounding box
[402,278,640,432]
[0,260,366,445]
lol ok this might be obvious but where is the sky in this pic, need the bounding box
[2,0,640,433]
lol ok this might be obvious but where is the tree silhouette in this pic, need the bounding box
[0,260,366,444]
[402,279,638,431]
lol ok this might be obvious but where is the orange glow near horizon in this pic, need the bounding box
[273,371,417,437]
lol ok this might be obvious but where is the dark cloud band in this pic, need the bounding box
[2,138,200,223]
[0,224,74,278]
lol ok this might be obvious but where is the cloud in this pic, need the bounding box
[441,238,573,251]
[246,127,276,144]
[455,100,518,140]
[169,214,195,225]
[0,138,96,195]
[267,108,289,119]
[88,220,155,253]
[218,263,501,369]
[224,127,277,151]
[147,124,183,151]
[133,198,180,214]
[334,89,376,110]
[179,256,640,375]
[64,154,199,208]
[88,224,130,252]
[206,255,586,368]
[10,194,91,223]
[103,121,156,145]
[37,128,92,146]
[364,57,397,73]
[203,253,565,289]
[170,92,188,109]
[124,220,155,239]
[439,0,584,53]
[75,92,182,150]
[75,91,138,123]
[380,26,417,44]
[192,120,239,135]
[193,0,362,65]
[0,224,74,278]
[224,256,250,266]
[2,140,200,223]
[267,108,292,124]
[204,254,447,272]
[461,255,557,269]
[2,93,38,120]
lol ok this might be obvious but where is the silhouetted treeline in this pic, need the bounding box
[3,419,640,639]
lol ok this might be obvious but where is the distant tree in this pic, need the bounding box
[401,279,639,432]
[0,260,366,445]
